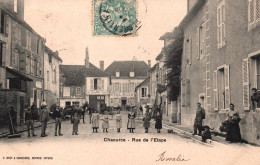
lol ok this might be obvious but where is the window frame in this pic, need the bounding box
[141,86,148,98]
[217,0,226,49]
[76,87,81,95]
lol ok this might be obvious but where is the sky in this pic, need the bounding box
[24,0,187,69]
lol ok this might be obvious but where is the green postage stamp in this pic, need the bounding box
[93,0,138,36]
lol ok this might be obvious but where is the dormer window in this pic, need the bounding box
[130,71,135,77]
[116,71,120,77]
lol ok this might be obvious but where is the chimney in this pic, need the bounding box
[17,0,24,20]
[148,60,151,69]
[85,47,89,68]
[100,61,104,71]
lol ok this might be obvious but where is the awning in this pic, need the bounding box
[6,67,33,81]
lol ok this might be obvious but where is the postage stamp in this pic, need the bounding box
[93,0,138,36]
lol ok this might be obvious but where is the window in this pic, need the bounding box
[47,71,49,81]
[248,0,260,29]
[65,101,71,106]
[72,102,79,106]
[130,71,135,77]
[141,87,148,97]
[101,79,104,90]
[185,37,192,65]
[115,83,119,92]
[116,71,120,77]
[94,78,101,90]
[0,10,5,34]
[54,69,56,83]
[76,87,81,95]
[217,1,225,48]
[123,83,127,92]
[12,51,19,68]
[27,31,31,50]
[36,38,40,54]
[197,24,204,59]
[130,83,134,92]
[213,65,230,110]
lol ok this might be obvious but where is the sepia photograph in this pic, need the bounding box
[0,0,260,164]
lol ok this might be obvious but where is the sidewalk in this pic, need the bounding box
[0,120,55,138]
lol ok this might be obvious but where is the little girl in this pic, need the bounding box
[116,111,122,133]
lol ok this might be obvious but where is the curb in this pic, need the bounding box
[0,121,55,138]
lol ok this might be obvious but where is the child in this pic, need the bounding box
[116,111,122,133]
[155,111,162,133]
[72,111,80,135]
[102,111,109,132]
[91,110,99,133]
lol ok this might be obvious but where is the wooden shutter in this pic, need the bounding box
[217,7,220,46]
[90,79,94,90]
[19,52,26,71]
[196,27,200,60]
[101,79,104,90]
[186,79,191,107]
[242,59,250,110]
[248,0,255,24]
[224,65,230,109]
[181,80,186,107]
[189,37,192,64]
[213,70,219,110]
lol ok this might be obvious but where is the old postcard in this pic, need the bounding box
[0,0,260,164]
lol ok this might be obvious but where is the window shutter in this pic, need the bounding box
[181,80,186,107]
[19,52,26,71]
[224,65,230,109]
[249,0,255,24]
[101,79,104,90]
[90,79,94,90]
[189,37,192,64]
[196,27,200,59]
[257,0,260,20]
[213,70,219,110]
[242,59,250,110]
[217,8,220,46]
[186,79,191,107]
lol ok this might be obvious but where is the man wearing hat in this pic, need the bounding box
[192,102,205,136]
[53,105,63,136]
[25,107,36,137]
[40,105,49,137]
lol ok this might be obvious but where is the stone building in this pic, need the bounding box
[105,60,150,109]
[135,77,150,111]
[179,0,260,144]
[43,46,62,110]
[59,48,109,112]
[0,0,45,124]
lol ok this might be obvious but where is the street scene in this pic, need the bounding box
[1,0,260,164]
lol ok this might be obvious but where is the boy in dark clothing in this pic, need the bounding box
[25,107,36,137]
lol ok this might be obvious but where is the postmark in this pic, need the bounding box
[93,0,139,36]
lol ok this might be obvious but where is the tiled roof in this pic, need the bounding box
[60,64,108,86]
[105,61,149,78]
[135,77,150,91]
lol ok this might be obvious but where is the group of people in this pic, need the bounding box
[193,102,242,143]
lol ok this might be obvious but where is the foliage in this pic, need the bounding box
[164,27,184,101]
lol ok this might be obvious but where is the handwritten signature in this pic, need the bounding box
[156,151,190,162]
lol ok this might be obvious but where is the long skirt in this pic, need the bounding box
[226,123,241,142]
[92,119,99,128]
[127,118,135,129]
[102,120,109,129]
[155,118,162,129]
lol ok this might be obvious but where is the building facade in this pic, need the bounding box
[60,48,109,112]
[105,60,149,109]
[0,0,45,124]
[43,46,62,109]
[179,0,260,144]
[135,77,150,110]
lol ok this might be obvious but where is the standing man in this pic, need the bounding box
[192,102,205,136]
[25,107,36,137]
[82,102,89,124]
[40,105,49,137]
[251,88,258,111]
[53,105,63,136]
[8,106,17,135]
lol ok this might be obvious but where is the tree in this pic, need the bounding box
[164,27,183,101]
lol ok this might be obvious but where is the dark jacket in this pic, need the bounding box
[25,111,34,121]
[53,109,62,118]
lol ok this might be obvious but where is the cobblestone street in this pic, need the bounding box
[1,111,259,165]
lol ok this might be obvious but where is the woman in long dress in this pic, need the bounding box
[91,110,99,133]
[127,108,136,133]
[102,111,109,132]
[116,111,122,133]
[226,103,242,142]
[155,111,162,133]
